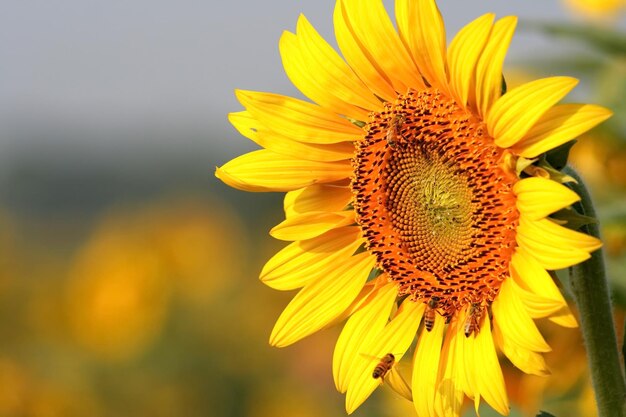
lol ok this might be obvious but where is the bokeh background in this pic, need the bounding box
[0,0,624,416]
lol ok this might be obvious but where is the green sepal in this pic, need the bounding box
[550,208,598,231]
[346,117,366,128]
[540,164,577,184]
[501,75,507,96]
[535,411,557,417]
[544,140,577,171]
[353,242,368,255]
[366,267,383,282]
[515,156,537,176]
[527,158,577,184]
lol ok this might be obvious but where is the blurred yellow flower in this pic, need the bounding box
[569,132,626,195]
[563,0,626,18]
[145,197,248,307]
[247,382,342,417]
[66,212,170,361]
[0,358,28,415]
[0,357,100,417]
[65,196,248,361]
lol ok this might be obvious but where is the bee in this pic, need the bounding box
[424,296,440,332]
[372,353,396,380]
[464,302,484,338]
[386,113,406,148]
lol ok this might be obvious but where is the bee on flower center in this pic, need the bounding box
[372,353,396,380]
[464,302,485,338]
[424,296,440,332]
[386,113,406,148]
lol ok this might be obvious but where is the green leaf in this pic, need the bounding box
[536,411,557,417]
[544,140,577,171]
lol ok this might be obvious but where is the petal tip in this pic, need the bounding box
[268,331,288,348]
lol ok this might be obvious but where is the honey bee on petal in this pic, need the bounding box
[372,353,396,380]
[386,113,406,148]
[464,302,484,338]
[424,296,440,332]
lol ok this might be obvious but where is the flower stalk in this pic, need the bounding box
[565,166,626,417]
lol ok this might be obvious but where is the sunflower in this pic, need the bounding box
[216,0,611,416]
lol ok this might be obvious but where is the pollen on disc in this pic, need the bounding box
[351,89,519,319]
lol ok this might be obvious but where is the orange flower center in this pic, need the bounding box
[351,89,519,320]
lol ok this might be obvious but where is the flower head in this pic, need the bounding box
[216,0,611,415]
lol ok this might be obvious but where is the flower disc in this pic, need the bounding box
[352,89,520,318]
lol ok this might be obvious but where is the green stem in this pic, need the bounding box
[564,166,626,417]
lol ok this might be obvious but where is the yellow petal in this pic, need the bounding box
[468,314,509,416]
[474,16,517,117]
[269,251,376,347]
[333,282,398,393]
[492,319,550,377]
[516,216,601,270]
[385,367,413,401]
[284,185,352,217]
[447,13,494,106]
[459,320,480,408]
[511,248,567,304]
[234,90,364,144]
[492,279,551,353]
[396,0,447,90]
[229,111,355,162]
[549,305,578,328]
[509,271,565,318]
[513,104,613,158]
[488,77,579,148]
[338,0,424,94]
[333,0,396,101]
[456,323,476,400]
[215,149,353,192]
[297,15,383,113]
[346,299,423,414]
[413,317,445,417]
[270,211,354,241]
[329,276,386,326]
[279,30,370,120]
[514,177,580,220]
[261,226,363,290]
[434,322,464,417]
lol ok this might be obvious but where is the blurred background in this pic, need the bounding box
[0,0,624,416]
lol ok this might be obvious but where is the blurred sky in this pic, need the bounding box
[0,0,622,222]
[0,0,607,165]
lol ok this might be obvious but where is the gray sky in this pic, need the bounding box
[0,0,610,162]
